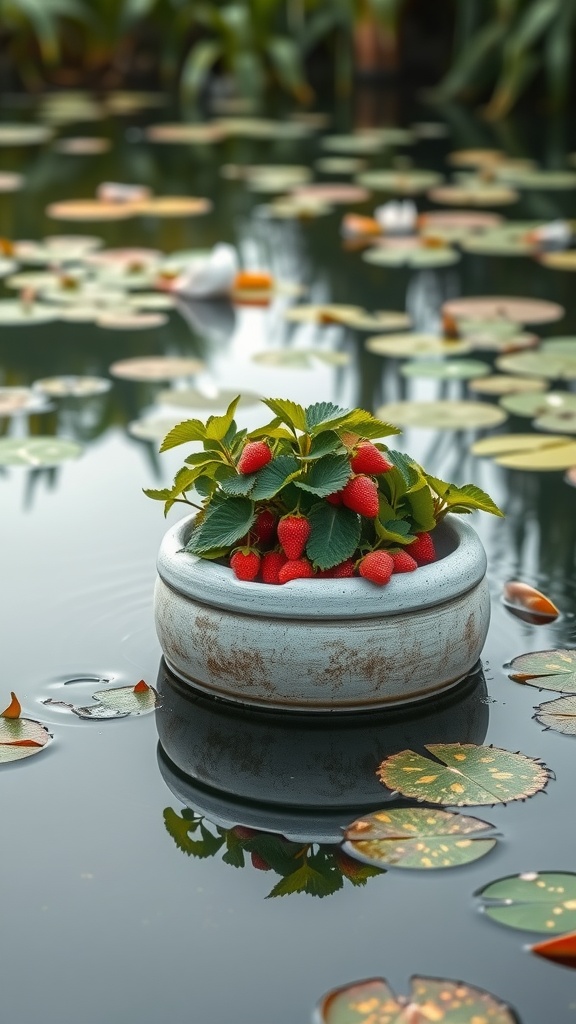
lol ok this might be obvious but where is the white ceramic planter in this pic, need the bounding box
[154,514,491,711]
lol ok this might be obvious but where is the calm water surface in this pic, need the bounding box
[2,91,576,1023]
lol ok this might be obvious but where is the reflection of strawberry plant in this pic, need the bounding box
[163,807,384,898]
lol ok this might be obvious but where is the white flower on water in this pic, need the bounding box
[375,199,417,235]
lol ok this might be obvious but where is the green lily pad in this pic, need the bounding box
[540,250,576,271]
[316,975,519,1024]
[443,295,564,324]
[109,357,204,381]
[0,713,51,763]
[258,197,332,219]
[321,134,386,154]
[500,390,576,417]
[363,245,460,268]
[0,437,82,467]
[536,411,576,434]
[0,123,52,146]
[542,337,576,355]
[343,807,496,870]
[472,433,576,470]
[376,399,506,430]
[252,349,350,369]
[497,350,576,381]
[245,165,311,192]
[0,172,23,192]
[496,169,576,190]
[128,292,175,311]
[32,376,112,398]
[476,872,576,933]
[0,300,59,325]
[0,258,16,278]
[357,169,442,194]
[315,157,366,174]
[429,184,518,206]
[0,387,50,416]
[377,743,550,806]
[461,225,537,256]
[534,694,576,735]
[469,375,548,396]
[507,650,576,693]
[145,122,227,145]
[367,333,471,357]
[401,359,490,379]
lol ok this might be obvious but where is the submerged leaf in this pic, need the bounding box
[477,872,576,934]
[507,650,576,693]
[344,807,497,870]
[377,743,550,806]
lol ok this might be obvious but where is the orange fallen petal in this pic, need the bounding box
[4,738,44,747]
[133,680,149,693]
[1,692,21,719]
[0,237,14,256]
[341,214,381,238]
[233,270,274,291]
[531,930,576,968]
[422,235,446,249]
[503,581,559,624]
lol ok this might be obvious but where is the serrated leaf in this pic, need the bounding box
[507,649,576,692]
[220,472,258,496]
[186,496,255,553]
[251,455,301,500]
[320,409,402,440]
[204,395,241,441]
[534,694,576,734]
[184,451,226,468]
[477,872,576,934]
[344,807,496,870]
[247,417,295,442]
[332,850,385,885]
[377,743,550,806]
[402,480,437,532]
[305,401,350,431]
[427,476,504,517]
[386,449,420,487]
[143,487,172,501]
[266,860,342,899]
[295,454,351,498]
[159,418,206,452]
[262,398,306,432]
[302,430,346,460]
[163,809,225,858]
[375,517,416,545]
[243,834,304,875]
[306,502,361,569]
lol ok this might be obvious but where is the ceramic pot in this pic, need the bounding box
[154,514,490,711]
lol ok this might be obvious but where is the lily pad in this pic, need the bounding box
[500,390,576,417]
[476,872,576,933]
[469,375,548,396]
[448,149,504,168]
[401,359,490,380]
[497,169,576,190]
[321,134,386,155]
[0,387,50,416]
[0,300,58,324]
[252,349,350,369]
[376,399,506,430]
[420,209,504,230]
[357,169,442,194]
[541,251,576,272]
[343,807,496,870]
[471,433,576,470]
[0,123,52,146]
[461,226,537,256]
[44,681,160,719]
[366,334,471,357]
[109,357,204,381]
[258,197,332,219]
[136,196,212,217]
[316,975,519,1024]
[96,311,168,330]
[0,692,51,764]
[377,743,550,806]
[443,295,564,324]
[292,183,370,205]
[145,123,226,144]
[244,165,312,193]
[46,199,136,221]
[0,437,82,467]
[537,411,576,433]
[507,650,576,693]
[497,351,576,381]
[315,157,366,174]
[534,694,576,735]
[0,172,23,192]
[363,244,460,268]
[429,184,518,206]
[33,376,112,398]
[54,137,111,155]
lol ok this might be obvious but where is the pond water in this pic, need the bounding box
[2,89,576,1023]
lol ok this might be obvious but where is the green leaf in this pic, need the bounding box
[247,417,295,442]
[261,398,307,432]
[251,455,301,500]
[476,872,576,934]
[160,418,207,452]
[180,40,223,102]
[318,409,402,440]
[185,496,255,553]
[375,517,416,545]
[220,472,258,496]
[163,809,225,858]
[205,395,241,441]
[386,449,420,488]
[426,477,504,518]
[266,860,342,899]
[194,476,219,499]
[143,487,172,501]
[295,455,351,498]
[184,451,226,467]
[507,649,576,693]
[344,807,496,870]
[377,743,551,806]
[402,480,437,532]
[302,430,346,461]
[221,830,246,868]
[305,401,350,431]
[534,694,576,734]
[306,502,361,569]
[243,834,304,875]
[332,850,385,886]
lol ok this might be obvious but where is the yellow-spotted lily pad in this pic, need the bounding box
[476,872,576,933]
[472,433,576,470]
[377,399,506,430]
[367,333,471,357]
[401,358,490,379]
[377,743,550,806]
[469,375,548,396]
[507,650,576,693]
[343,807,497,870]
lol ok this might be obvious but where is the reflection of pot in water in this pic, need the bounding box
[156,658,489,843]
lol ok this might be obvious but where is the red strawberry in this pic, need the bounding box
[230,550,261,581]
[341,475,379,518]
[326,491,343,506]
[406,531,436,565]
[251,851,272,871]
[238,441,272,474]
[261,550,288,584]
[390,550,418,573]
[253,508,277,547]
[331,558,356,578]
[351,442,392,475]
[359,551,394,585]
[277,514,311,560]
[278,558,314,583]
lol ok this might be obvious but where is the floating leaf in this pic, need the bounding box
[252,349,350,369]
[292,183,370,204]
[146,123,226,144]
[377,743,550,806]
[477,872,576,934]
[46,199,136,221]
[367,334,471,358]
[471,433,576,470]
[315,157,366,174]
[498,169,576,190]
[531,931,576,968]
[0,694,51,763]
[0,438,82,467]
[541,251,576,272]
[507,650,576,693]
[497,350,576,381]
[534,695,576,735]
[500,391,576,418]
[469,375,548,396]
[400,358,490,380]
[136,196,212,218]
[0,172,23,192]
[0,387,50,416]
[363,245,460,268]
[420,209,503,230]
[109,357,204,382]
[443,296,564,325]
[377,400,506,430]
[502,582,559,624]
[0,123,52,146]
[358,169,442,194]
[97,311,168,330]
[55,137,111,155]
[33,376,112,398]
[44,682,160,719]
[0,300,58,325]
[448,148,503,168]
[429,184,518,206]
[343,807,496,870]
[316,975,519,1024]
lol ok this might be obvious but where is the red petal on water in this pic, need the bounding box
[1,692,21,719]
[133,680,150,694]
[531,931,576,968]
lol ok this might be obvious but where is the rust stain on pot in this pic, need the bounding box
[194,612,274,694]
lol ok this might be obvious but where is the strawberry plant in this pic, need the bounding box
[145,395,503,585]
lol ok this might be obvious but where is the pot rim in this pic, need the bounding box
[156,513,487,620]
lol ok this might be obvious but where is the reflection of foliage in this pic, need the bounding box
[163,807,384,899]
